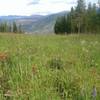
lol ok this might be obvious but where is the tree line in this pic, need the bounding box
[0,22,23,33]
[54,0,100,34]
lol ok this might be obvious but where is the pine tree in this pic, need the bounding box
[0,22,23,33]
[70,7,76,33]
[54,0,100,34]
[13,22,17,33]
[75,0,86,33]
[18,24,23,33]
[54,16,67,34]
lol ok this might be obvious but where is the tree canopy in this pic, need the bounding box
[54,0,100,34]
[0,22,23,33]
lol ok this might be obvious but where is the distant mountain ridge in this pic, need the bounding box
[0,11,68,34]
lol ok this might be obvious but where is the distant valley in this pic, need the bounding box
[0,11,67,34]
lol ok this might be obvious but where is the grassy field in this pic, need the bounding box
[0,33,100,100]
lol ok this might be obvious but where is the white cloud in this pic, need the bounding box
[0,0,34,16]
[28,0,77,15]
[0,0,98,16]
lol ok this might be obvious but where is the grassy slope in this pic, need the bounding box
[0,33,100,100]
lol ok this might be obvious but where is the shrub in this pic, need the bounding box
[54,77,67,99]
[0,52,12,99]
[48,57,64,70]
[67,78,84,100]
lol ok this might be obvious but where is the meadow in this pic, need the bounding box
[0,33,100,100]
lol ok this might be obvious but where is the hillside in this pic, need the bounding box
[26,11,68,34]
[0,11,68,33]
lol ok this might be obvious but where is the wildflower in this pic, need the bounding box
[95,63,98,67]
[92,85,97,99]
[95,41,98,44]
[82,47,88,53]
[16,88,23,96]
[90,67,97,76]
[81,40,86,45]
[0,52,8,61]
[32,64,37,74]
[81,88,84,96]
[4,90,13,97]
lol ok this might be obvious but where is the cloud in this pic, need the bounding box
[67,1,77,5]
[28,0,40,5]
[0,0,97,16]
[27,0,77,15]
[28,0,76,5]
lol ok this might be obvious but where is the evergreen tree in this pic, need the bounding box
[70,7,75,33]
[54,16,67,34]
[13,22,18,33]
[54,17,61,34]
[75,0,86,33]
[0,22,23,33]
[53,0,100,34]
[87,2,92,32]
[18,24,23,33]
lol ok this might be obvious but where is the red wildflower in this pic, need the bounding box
[0,52,8,61]
[32,65,37,74]
[90,67,97,76]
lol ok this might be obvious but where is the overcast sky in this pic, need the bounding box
[0,0,98,16]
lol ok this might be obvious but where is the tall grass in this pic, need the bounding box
[0,33,100,100]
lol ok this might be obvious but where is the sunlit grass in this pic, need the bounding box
[0,33,100,100]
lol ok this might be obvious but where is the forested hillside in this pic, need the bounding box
[0,12,67,33]
[54,0,100,34]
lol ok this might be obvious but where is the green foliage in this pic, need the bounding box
[0,22,23,33]
[54,16,67,34]
[0,54,12,99]
[0,34,100,99]
[76,0,86,13]
[54,77,67,99]
[54,0,100,34]
[13,22,17,33]
[67,78,83,100]
[48,57,64,70]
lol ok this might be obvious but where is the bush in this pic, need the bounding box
[54,77,67,99]
[54,75,85,100]
[48,57,64,70]
[0,52,13,99]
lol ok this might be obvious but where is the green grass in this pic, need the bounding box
[0,33,100,100]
